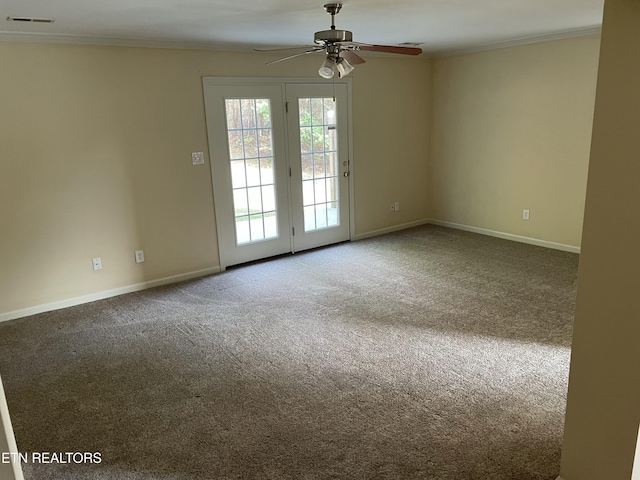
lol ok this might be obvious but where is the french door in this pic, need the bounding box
[287,84,350,252]
[203,79,351,269]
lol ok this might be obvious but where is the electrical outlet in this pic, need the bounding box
[395,202,400,211]
[135,250,145,263]
[92,257,102,271]
[523,209,530,220]
[390,203,396,212]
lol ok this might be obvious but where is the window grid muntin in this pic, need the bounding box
[225,98,278,245]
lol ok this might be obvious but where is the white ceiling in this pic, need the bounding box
[0,0,604,55]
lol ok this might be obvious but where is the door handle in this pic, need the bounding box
[343,171,350,177]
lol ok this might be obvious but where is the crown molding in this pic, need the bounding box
[431,25,602,58]
[0,25,601,58]
[0,31,248,52]
[0,31,430,59]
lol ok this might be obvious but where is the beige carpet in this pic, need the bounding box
[0,225,578,479]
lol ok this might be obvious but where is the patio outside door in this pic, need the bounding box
[287,84,350,252]
[203,79,351,269]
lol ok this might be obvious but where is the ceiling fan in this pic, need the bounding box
[254,3,422,79]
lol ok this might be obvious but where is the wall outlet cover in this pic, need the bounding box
[192,152,205,165]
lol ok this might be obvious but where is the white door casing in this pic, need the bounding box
[203,78,352,269]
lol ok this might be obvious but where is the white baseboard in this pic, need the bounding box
[0,267,221,324]
[0,220,579,323]
[353,218,580,254]
[353,219,432,241]
[427,219,581,254]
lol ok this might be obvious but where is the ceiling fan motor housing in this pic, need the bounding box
[315,29,353,44]
[255,1,419,75]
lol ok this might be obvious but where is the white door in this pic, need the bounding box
[204,84,291,268]
[287,84,351,251]
[203,80,351,269]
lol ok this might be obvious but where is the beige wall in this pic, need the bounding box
[351,56,430,234]
[0,43,430,316]
[560,0,640,478]
[429,36,600,248]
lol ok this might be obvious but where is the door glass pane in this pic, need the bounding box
[314,179,327,203]
[262,185,276,212]
[299,97,340,232]
[245,159,260,187]
[228,131,244,159]
[230,160,246,188]
[242,130,258,158]
[315,205,328,229]
[250,214,265,240]
[301,155,313,180]
[225,99,242,129]
[225,98,278,245]
[247,186,262,213]
[311,98,324,125]
[233,189,248,216]
[299,99,311,125]
[258,129,272,156]
[327,202,339,227]
[260,158,274,184]
[326,177,338,202]
[299,127,313,154]
[303,180,315,206]
[241,99,256,128]
[314,153,325,177]
[256,99,271,128]
[235,216,250,244]
[264,211,277,238]
[303,206,315,231]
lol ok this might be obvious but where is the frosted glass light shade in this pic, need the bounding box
[318,57,336,79]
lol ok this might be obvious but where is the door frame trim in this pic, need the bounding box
[202,77,355,269]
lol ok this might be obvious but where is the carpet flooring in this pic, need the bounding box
[0,225,579,479]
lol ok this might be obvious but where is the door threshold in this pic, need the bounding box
[226,240,350,270]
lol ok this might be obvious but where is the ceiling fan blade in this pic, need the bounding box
[350,42,422,56]
[265,48,325,65]
[254,45,316,52]
[340,49,366,65]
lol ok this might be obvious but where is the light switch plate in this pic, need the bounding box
[192,152,205,165]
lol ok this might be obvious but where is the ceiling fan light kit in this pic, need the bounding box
[319,56,337,79]
[255,3,422,79]
[335,57,354,77]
